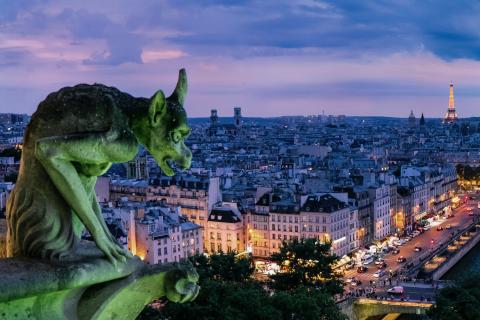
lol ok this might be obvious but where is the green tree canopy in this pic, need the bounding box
[428,274,480,320]
[189,252,254,283]
[268,238,343,295]
[139,251,347,320]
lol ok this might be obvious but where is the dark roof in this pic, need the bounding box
[301,194,348,213]
[255,192,281,206]
[397,187,411,197]
[208,209,241,223]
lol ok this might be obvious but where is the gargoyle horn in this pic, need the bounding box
[168,68,187,106]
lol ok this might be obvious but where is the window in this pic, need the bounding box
[272,224,276,231]
[210,243,215,252]
[210,232,214,240]
[295,226,298,232]
[217,233,221,240]
[272,233,276,239]
[164,247,167,255]
[217,243,222,252]
[227,233,232,241]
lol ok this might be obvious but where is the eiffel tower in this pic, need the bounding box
[443,81,458,123]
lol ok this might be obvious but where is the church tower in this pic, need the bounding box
[210,109,218,125]
[234,107,242,127]
[443,82,458,123]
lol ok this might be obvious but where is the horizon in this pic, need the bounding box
[1,1,480,118]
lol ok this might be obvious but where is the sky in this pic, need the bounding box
[1,0,480,118]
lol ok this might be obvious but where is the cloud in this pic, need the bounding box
[1,0,480,117]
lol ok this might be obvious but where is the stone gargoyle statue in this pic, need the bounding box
[1,69,199,319]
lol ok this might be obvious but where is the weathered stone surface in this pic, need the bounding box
[0,69,199,319]
[0,242,199,320]
[6,69,191,264]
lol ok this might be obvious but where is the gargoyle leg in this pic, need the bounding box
[35,134,130,265]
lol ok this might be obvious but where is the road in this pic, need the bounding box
[343,201,478,298]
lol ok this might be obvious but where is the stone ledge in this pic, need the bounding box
[0,242,199,320]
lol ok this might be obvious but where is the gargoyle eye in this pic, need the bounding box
[171,131,182,143]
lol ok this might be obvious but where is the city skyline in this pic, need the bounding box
[1,1,480,117]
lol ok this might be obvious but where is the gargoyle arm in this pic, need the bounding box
[35,133,129,265]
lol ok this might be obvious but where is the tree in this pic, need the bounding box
[0,147,21,161]
[268,238,343,295]
[139,251,347,320]
[428,274,480,320]
[189,252,254,283]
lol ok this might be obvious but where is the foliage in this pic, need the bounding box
[428,274,480,320]
[4,172,18,183]
[268,238,343,295]
[138,250,347,320]
[456,164,480,180]
[189,252,254,283]
[0,147,21,161]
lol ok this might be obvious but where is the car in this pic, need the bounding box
[469,211,474,216]
[423,225,431,231]
[467,207,473,212]
[357,266,368,273]
[374,259,385,265]
[362,257,374,265]
[374,270,386,278]
[377,262,387,269]
[414,246,422,252]
[446,224,451,229]
[387,286,405,295]
[351,280,362,286]
[397,256,407,263]
[392,248,400,255]
[345,261,355,270]
[393,240,402,246]
[412,231,420,237]
[437,226,443,231]
[345,277,355,284]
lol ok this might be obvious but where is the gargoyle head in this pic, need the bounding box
[146,69,192,176]
[164,261,200,303]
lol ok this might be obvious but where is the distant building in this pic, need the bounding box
[206,202,245,253]
[234,107,242,127]
[444,82,458,123]
[127,204,203,264]
[207,108,241,137]
[408,110,416,127]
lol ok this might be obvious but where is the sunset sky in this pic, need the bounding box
[1,0,480,117]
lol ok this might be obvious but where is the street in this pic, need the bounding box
[343,201,477,298]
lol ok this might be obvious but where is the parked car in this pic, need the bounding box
[446,224,451,229]
[437,225,443,231]
[374,259,385,265]
[414,245,422,252]
[357,266,368,273]
[345,261,355,270]
[345,277,355,284]
[374,270,386,278]
[397,256,407,263]
[351,279,362,286]
[392,248,400,255]
[377,262,387,269]
[387,286,404,295]
[362,257,374,266]
[423,225,431,231]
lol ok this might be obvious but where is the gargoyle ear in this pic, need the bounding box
[149,90,166,125]
[167,68,187,106]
